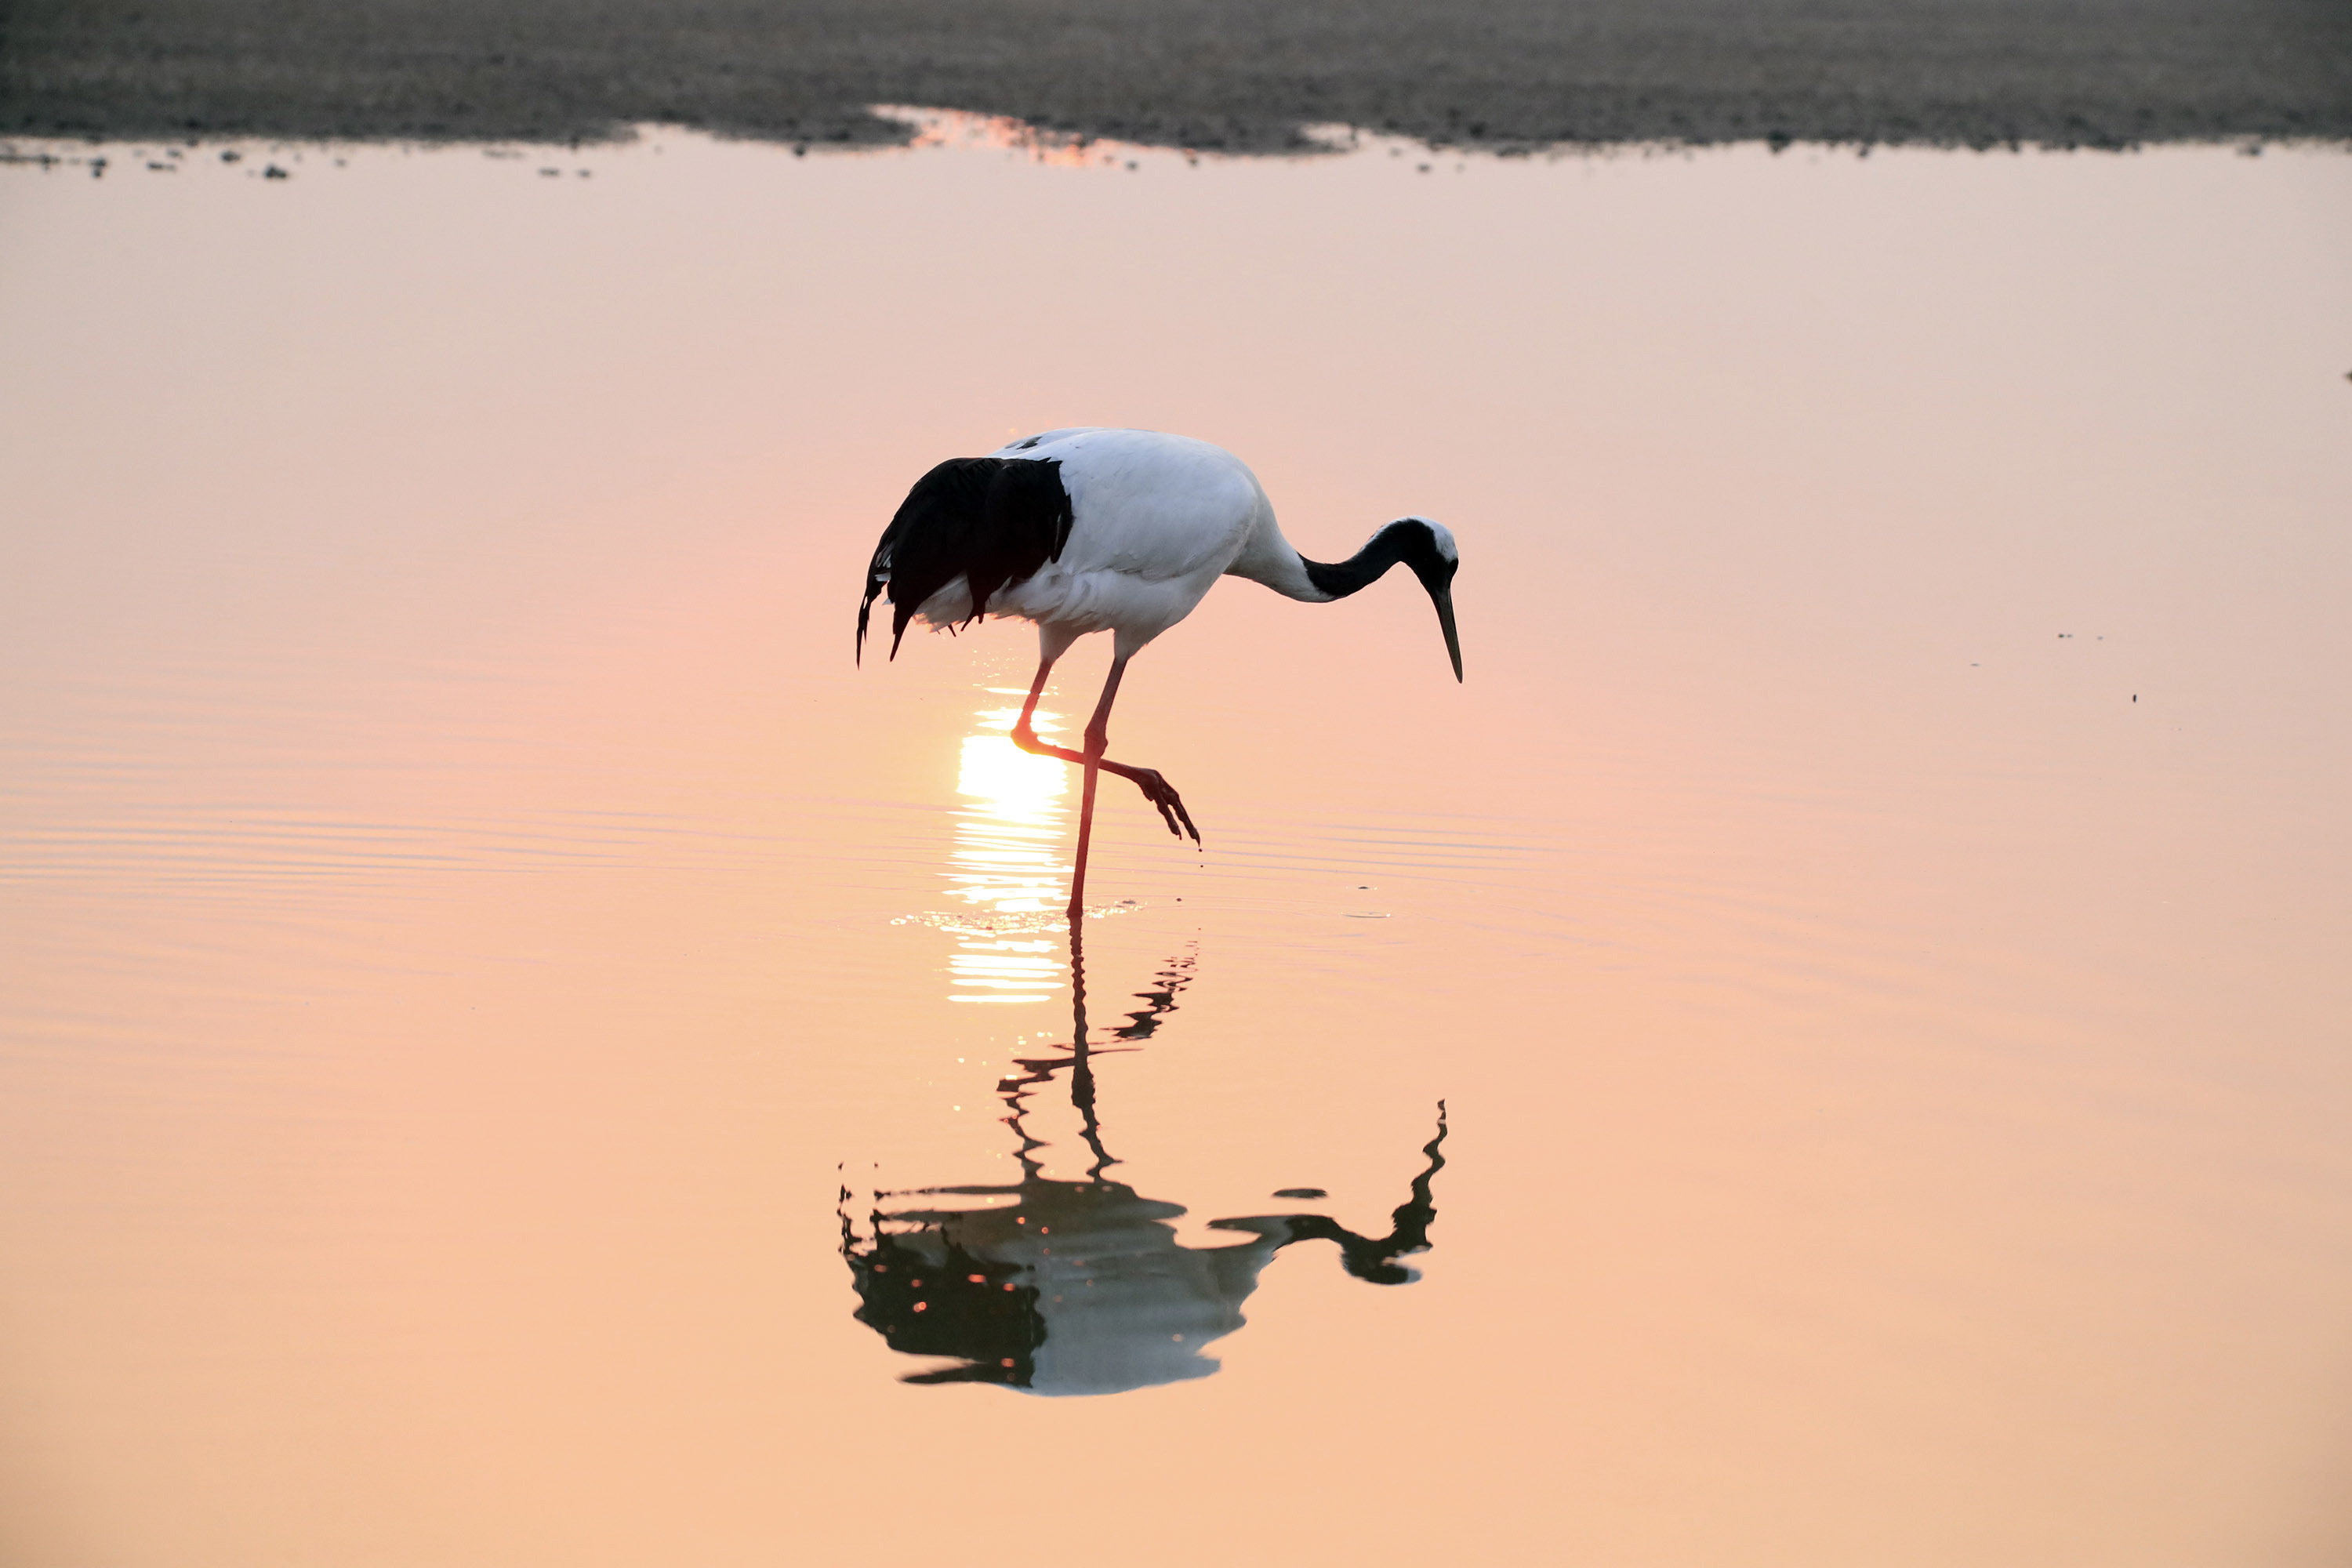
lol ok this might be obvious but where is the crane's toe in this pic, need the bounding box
[1128,768,1200,845]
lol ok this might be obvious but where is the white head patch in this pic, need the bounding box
[1406,517,1458,564]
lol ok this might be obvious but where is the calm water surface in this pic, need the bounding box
[2,124,2350,1565]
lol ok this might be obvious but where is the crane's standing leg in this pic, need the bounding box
[1065,655,1131,921]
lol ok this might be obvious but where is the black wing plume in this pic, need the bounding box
[858,457,1074,663]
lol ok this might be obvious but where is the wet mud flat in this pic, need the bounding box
[6,0,2350,151]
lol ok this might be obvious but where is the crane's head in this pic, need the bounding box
[1395,517,1463,682]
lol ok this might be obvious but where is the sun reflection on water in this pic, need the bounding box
[942,703,1069,1004]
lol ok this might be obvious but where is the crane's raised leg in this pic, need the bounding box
[1008,659,1200,855]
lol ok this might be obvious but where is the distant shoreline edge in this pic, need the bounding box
[7,0,2349,155]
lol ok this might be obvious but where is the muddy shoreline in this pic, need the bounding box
[6,0,2349,153]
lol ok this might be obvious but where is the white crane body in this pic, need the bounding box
[898,428,1306,659]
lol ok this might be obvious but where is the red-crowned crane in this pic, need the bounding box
[858,427,1462,918]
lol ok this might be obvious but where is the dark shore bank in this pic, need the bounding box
[5,0,2348,152]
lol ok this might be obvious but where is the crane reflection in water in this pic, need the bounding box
[848,698,1446,1392]
[839,922,1447,1395]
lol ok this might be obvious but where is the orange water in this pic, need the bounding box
[2,126,2350,1566]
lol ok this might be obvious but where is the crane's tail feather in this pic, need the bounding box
[856,456,1072,666]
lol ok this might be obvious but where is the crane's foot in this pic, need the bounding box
[1010,723,1200,844]
[1126,768,1200,845]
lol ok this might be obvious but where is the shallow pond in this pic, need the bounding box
[2,122,2350,1565]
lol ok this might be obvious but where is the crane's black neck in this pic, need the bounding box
[1302,519,1452,602]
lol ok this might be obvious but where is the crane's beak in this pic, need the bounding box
[1430,583,1463,682]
